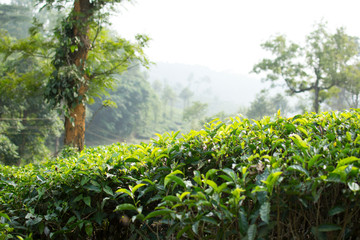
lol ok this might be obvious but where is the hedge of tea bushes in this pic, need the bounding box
[1,110,360,239]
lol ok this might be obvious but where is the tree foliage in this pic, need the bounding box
[246,91,288,120]
[253,22,360,113]
[3,0,151,152]
[85,65,155,145]
[0,0,62,165]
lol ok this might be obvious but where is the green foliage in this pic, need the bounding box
[1,110,360,239]
[183,101,208,121]
[85,65,156,145]
[0,4,62,165]
[42,0,150,115]
[0,1,33,39]
[253,22,360,113]
[246,91,289,120]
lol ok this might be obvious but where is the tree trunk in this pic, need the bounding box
[313,68,321,113]
[64,102,86,151]
[314,86,320,113]
[63,0,92,151]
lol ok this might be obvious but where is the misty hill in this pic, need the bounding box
[146,62,264,115]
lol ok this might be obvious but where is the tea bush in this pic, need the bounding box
[1,111,360,239]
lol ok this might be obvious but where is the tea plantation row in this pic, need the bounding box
[1,111,360,239]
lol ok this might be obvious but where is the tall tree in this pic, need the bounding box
[253,22,359,113]
[41,0,149,151]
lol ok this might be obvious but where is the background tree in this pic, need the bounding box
[85,65,154,145]
[179,86,194,109]
[253,22,359,113]
[246,91,289,120]
[246,91,272,120]
[183,101,208,122]
[0,0,62,165]
[161,83,177,120]
[40,0,150,151]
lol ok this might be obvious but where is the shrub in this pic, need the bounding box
[1,110,360,239]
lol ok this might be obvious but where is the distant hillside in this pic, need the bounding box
[146,62,265,114]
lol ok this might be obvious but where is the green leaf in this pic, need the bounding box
[74,194,84,202]
[125,158,140,163]
[83,196,91,207]
[260,201,270,224]
[81,177,90,186]
[247,224,257,240]
[337,156,359,167]
[116,188,134,198]
[85,222,93,237]
[308,154,322,169]
[70,45,77,53]
[328,206,345,216]
[201,216,218,225]
[85,184,101,193]
[205,169,218,179]
[103,185,114,196]
[317,224,341,232]
[131,183,146,194]
[262,171,282,195]
[162,195,180,203]
[287,165,309,177]
[114,203,137,212]
[164,175,186,188]
[179,191,190,201]
[290,134,309,149]
[222,168,237,182]
[0,212,11,221]
[205,179,218,191]
[176,225,191,239]
[143,209,174,221]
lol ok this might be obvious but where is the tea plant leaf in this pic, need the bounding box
[317,224,342,232]
[200,216,218,225]
[328,206,345,216]
[103,185,113,196]
[165,175,186,188]
[0,212,11,221]
[85,222,93,237]
[125,158,140,163]
[205,169,218,179]
[114,203,137,211]
[176,225,191,240]
[143,209,174,221]
[81,177,90,186]
[116,188,134,198]
[179,191,190,201]
[337,156,359,168]
[239,211,248,235]
[83,196,91,207]
[162,195,180,203]
[260,201,270,224]
[205,179,218,192]
[131,183,146,194]
[262,171,282,195]
[287,165,309,177]
[247,224,257,240]
[290,134,309,149]
[222,168,237,182]
[74,194,83,202]
[308,154,322,169]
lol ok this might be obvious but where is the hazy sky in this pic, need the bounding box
[112,0,360,75]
